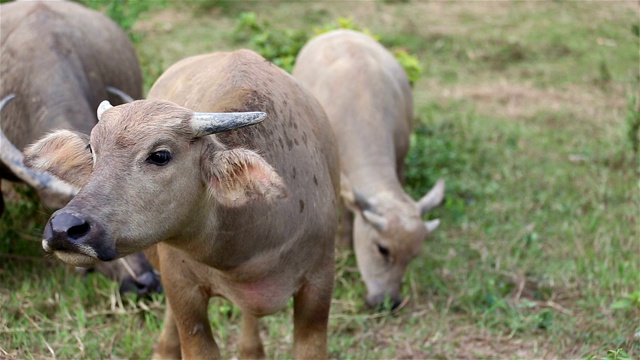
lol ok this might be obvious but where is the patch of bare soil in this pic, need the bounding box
[436,80,628,124]
[133,7,194,35]
[371,309,555,360]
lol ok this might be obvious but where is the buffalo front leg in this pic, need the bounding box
[292,260,334,359]
[165,286,220,359]
[153,304,181,359]
[239,312,265,359]
[159,255,219,360]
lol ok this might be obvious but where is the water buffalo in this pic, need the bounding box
[0,0,160,295]
[293,29,445,309]
[27,49,339,359]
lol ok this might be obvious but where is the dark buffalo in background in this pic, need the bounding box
[0,0,160,295]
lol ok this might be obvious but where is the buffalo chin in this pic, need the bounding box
[54,251,100,268]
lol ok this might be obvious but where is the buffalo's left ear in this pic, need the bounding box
[202,147,288,207]
[340,174,388,232]
[24,130,93,188]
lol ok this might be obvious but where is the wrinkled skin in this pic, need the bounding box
[29,50,339,359]
[293,30,445,309]
[0,0,159,296]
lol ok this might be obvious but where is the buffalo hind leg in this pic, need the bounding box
[293,260,334,359]
[239,312,265,359]
[153,304,181,359]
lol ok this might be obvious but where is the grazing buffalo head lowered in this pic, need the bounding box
[342,177,445,309]
[293,29,446,309]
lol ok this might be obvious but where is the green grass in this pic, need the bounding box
[1,1,638,358]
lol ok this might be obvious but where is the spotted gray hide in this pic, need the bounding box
[293,30,445,309]
[27,50,339,359]
[0,0,160,295]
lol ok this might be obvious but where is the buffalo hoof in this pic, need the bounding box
[119,270,163,296]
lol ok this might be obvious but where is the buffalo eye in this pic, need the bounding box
[146,150,172,166]
[377,244,390,258]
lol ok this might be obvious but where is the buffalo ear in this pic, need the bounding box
[24,130,93,188]
[202,147,288,207]
[340,174,388,232]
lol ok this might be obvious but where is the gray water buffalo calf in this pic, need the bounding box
[26,49,339,359]
[293,29,445,309]
[0,0,159,295]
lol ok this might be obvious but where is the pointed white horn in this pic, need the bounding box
[105,86,135,103]
[425,219,440,233]
[417,178,445,215]
[363,210,389,232]
[97,100,113,120]
[0,93,16,110]
[190,111,267,137]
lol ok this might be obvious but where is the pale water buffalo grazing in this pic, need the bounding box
[27,49,339,359]
[0,0,160,295]
[293,30,445,310]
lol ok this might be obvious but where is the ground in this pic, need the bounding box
[1,1,638,359]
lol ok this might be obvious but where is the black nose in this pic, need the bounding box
[51,213,90,239]
[44,213,91,252]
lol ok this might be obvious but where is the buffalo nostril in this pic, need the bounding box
[50,213,90,239]
[67,222,90,240]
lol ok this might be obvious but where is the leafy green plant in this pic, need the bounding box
[234,13,423,83]
[393,49,423,86]
[313,16,378,39]
[233,12,309,73]
[611,291,640,311]
[80,0,163,42]
[584,348,633,360]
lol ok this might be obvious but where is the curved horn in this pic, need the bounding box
[97,100,113,120]
[0,93,16,110]
[190,111,267,137]
[105,86,135,104]
[417,178,445,215]
[0,94,80,200]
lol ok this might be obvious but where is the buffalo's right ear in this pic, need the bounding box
[24,130,93,188]
[202,147,288,207]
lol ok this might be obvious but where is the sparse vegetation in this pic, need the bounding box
[79,0,164,42]
[1,1,638,359]
[625,95,640,160]
[234,12,423,81]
